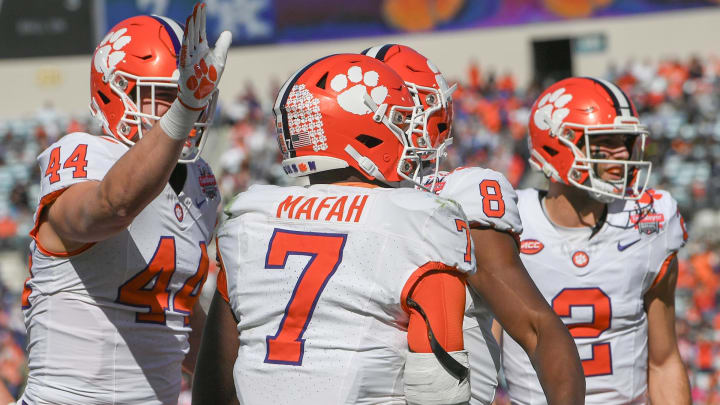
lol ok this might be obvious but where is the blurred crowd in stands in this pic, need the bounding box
[0,54,719,402]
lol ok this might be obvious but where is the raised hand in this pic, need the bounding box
[177,3,232,111]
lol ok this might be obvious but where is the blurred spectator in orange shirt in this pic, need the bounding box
[468,59,483,90]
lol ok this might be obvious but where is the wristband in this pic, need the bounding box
[159,99,200,140]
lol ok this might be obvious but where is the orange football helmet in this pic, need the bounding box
[274,53,431,185]
[528,77,652,202]
[361,44,456,160]
[89,15,216,162]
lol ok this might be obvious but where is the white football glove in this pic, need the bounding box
[178,2,231,110]
[160,2,232,140]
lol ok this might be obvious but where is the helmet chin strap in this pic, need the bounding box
[354,92,431,188]
[341,92,400,185]
[344,144,390,185]
[363,93,406,140]
[587,175,623,203]
[587,189,617,204]
[434,137,452,159]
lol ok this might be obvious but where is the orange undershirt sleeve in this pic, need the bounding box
[403,268,466,353]
[215,238,230,303]
[650,252,677,289]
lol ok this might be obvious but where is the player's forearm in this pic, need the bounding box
[51,102,195,242]
[648,354,691,405]
[183,301,208,375]
[98,124,185,219]
[192,292,240,405]
[53,129,185,242]
[530,314,585,405]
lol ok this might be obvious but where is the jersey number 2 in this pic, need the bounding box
[552,287,612,377]
[264,229,347,365]
[116,237,209,325]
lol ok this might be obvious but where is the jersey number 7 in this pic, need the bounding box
[264,229,347,366]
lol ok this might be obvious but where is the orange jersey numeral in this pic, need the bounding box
[175,242,209,325]
[44,144,89,184]
[552,287,612,377]
[479,179,505,218]
[455,219,472,264]
[116,237,209,325]
[44,147,61,184]
[21,255,33,309]
[63,144,88,178]
[264,229,347,365]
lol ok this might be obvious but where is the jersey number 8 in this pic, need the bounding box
[479,179,505,218]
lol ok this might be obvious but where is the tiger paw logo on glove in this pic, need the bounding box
[177,2,232,111]
[186,59,218,100]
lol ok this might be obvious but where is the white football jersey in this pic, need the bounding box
[503,188,687,405]
[216,183,475,405]
[429,167,523,405]
[21,132,220,405]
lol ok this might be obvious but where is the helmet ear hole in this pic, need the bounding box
[355,134,383,149]
[128,85,138,102]
[405,64,422,73]
[97,90,111,105]
[316,72,329,90]
[576,136,586,150]
[542,145,559,156]
[437,122,448,134]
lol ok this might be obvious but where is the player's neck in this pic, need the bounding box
[309,168,390,187]
[543,182,606,228]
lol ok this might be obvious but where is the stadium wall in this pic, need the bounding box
[0,7,717,119]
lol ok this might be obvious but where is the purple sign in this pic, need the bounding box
[103,0,719,46]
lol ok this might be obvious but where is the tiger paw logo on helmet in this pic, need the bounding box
[533,87,573,132]
[330,66,388,115]
[93,28,132,82]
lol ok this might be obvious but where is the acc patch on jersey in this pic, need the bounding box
[520,239,544,255]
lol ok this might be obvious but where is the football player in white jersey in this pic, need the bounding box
[499,77,691,404]
[20,4,231,404]
[193,54,476,405]
[362,44,585,405]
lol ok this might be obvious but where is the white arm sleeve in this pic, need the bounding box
[404,351,471,405]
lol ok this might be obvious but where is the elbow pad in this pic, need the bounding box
[404,351,470,405]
